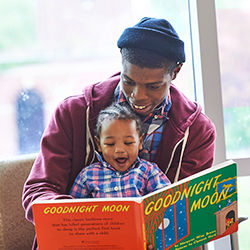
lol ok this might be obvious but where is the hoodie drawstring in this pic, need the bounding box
[165,127,190,183]
[85,106,95,166]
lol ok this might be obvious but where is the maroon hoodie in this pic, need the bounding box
[22,73,215,247]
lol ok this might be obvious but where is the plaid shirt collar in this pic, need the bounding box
[95,151,140,173]
[114,83,171,122]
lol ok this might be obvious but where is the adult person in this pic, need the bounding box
[22,17,216,249]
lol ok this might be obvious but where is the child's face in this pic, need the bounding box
[95,119,143,172]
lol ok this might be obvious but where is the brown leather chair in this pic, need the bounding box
[0,153,37,250]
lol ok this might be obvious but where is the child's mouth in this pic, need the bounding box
[115,157,127,164]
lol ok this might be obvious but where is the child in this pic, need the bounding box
[70,103,170,198]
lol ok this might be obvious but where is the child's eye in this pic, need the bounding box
[124,142,134,145]
[104,143,114,146]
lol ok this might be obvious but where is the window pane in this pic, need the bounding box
[215,0,250,159]
[0,0,194,158]
[237,176,250,250]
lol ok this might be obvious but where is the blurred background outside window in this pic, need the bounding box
[215,0,250,159]
[215,1,250,249]
[0,0,193,158]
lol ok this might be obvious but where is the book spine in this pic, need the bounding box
[140,202,147,250]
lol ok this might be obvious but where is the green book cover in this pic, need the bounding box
[143,160,238,249]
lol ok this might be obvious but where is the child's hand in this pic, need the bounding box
[147,243,155,250]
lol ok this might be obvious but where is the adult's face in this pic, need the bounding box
[120,60,179,116]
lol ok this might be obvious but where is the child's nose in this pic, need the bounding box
[115,144,125,153]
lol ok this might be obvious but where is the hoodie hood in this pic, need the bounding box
[169,84,202,134]
[82,73,120,165]
[83,73,120,116]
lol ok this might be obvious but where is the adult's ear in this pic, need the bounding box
[94,136,102,152]
[172,63,183,80]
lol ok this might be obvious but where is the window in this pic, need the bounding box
[215,1,250,249]
[0,0,194,159]
[17,89,44,154]
[215,0,250,160]
[190,1,250,249]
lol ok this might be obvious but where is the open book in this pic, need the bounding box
[32,160,238,250]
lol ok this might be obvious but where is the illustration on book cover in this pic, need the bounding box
[144,169,238,250]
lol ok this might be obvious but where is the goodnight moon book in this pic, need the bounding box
[32,160,238,250]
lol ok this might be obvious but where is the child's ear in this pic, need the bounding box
[139,134,144,150]
[94,136,102,152]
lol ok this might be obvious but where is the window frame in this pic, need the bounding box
[189,1,249,249]
[189,0,250,176]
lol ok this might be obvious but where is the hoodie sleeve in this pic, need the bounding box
[22,97,85,224]
[22,76,121,224]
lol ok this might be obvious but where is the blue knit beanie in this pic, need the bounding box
[117,17,185,63]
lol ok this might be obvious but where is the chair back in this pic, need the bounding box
[0,153,37,250]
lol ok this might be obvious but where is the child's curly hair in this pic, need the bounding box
[95,103,143,139]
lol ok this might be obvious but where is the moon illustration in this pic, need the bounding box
[158,218,170,230]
